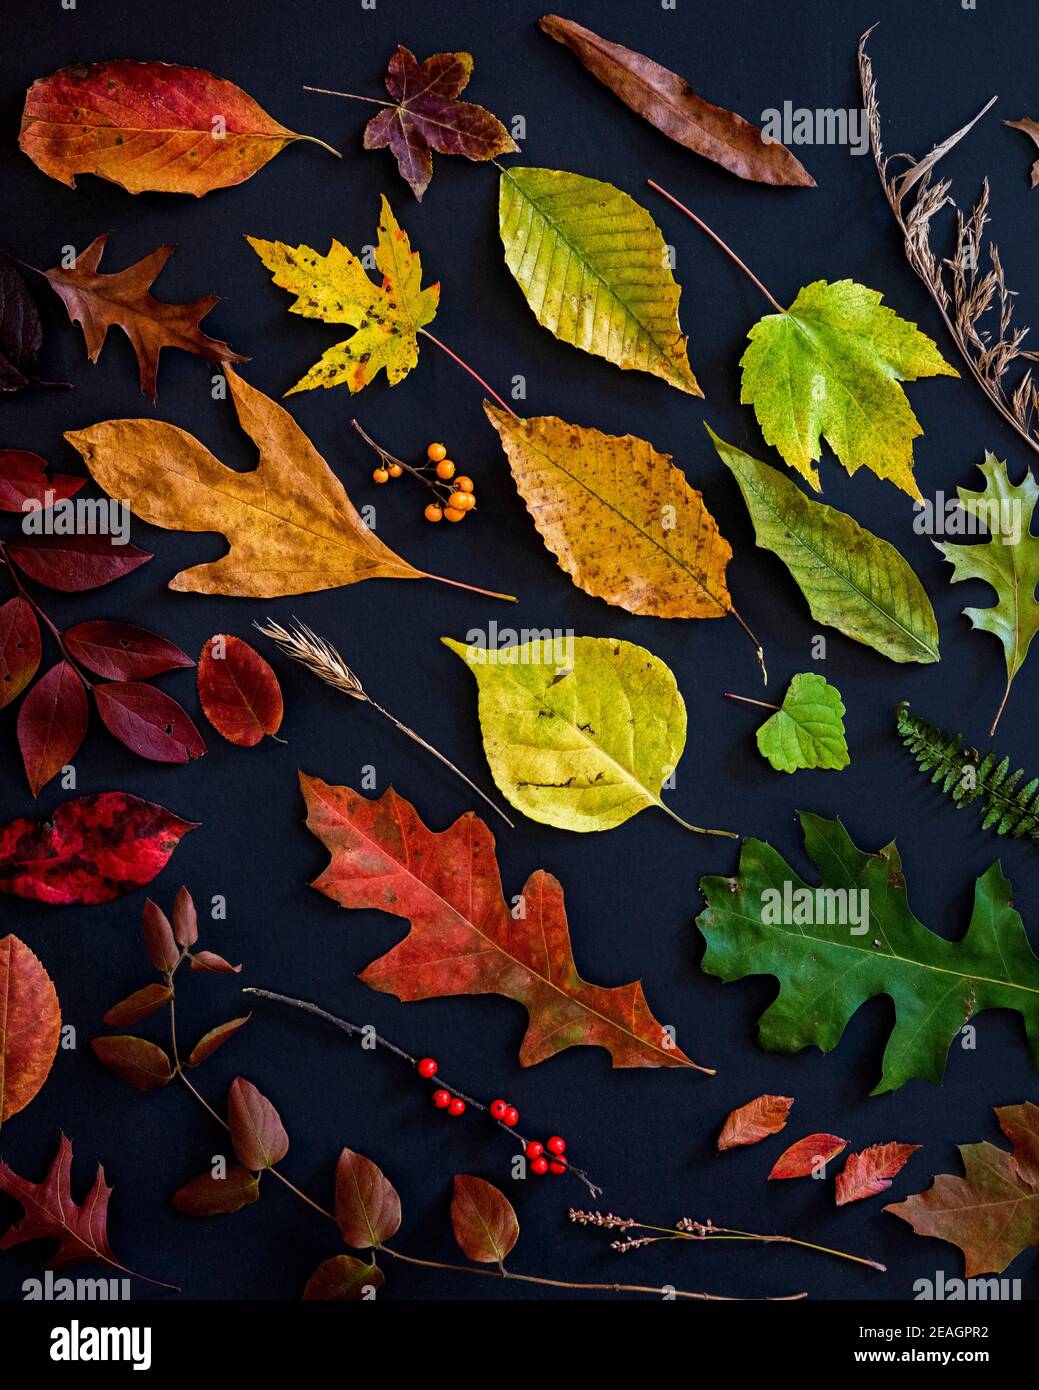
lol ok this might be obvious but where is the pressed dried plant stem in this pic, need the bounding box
[728,607,768,686]
[724,692,780,712]
[351,419,444,498]
[990,672,1014,736]
[303,83,394,108]
[418,328,519,417]
[244,986,602,1198]
[647,180,784,313]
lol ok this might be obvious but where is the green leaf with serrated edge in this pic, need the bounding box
[755,673,849,772]
[442,635,734,837]
[696,813,1039,1094]
[710,427,939,664]
[498,166,701,395]
[740,279,956,499]
[935,454,1039,733]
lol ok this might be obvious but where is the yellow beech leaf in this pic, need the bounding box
[246,195,439,395]
[64,367,512,602]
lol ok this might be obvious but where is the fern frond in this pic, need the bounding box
[896,702,1039,841]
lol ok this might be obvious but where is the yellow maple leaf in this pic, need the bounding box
[246,195,439,394]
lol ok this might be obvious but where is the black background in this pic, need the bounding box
[1,0,1037,1306]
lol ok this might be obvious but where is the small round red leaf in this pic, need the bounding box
[197,634,283,747]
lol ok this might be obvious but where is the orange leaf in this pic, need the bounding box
[768,1133,846,1180]
[0,934,61,1123]
[717,1094,794,1151]
[836,1142,921,1205]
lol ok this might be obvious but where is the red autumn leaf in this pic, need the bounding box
[363,46,517,201]
[172,886,198,946]
[0,597,41,710]
[718,1094,794,1151]
[189,950,241,974]
[94,681,206,763]
[187,1015,250,1067]
[227,1077,289,1170]
[17,660,88,796]
[142,898,180,972]
[301,777,701,1070]
[768,1133,847,1180]
[0,1134,116,1270]
[836,1142,921,1206]
[102,982,173,1028]
[0,791,196,906]
[6,533,152,591]
[197,634,284,747]
[886,1103,1039,1275]
[41,235,247,401]
[171,1166,261,1217]
[0,934,61,1123]
[0,449,84,512]
[303,1255,384,1301]
[63,619,193,681]
[451,1174,519,1264]
[90,1035,173,1092]
[335,1148,402,1249]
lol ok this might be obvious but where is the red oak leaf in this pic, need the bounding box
[63,620,193,681]
[300,776,704,1070]
[0,791,196,905]
[768,1133,847,1180]
[0,597,41,710]
[0,934,61,1123]
[0,1134,114,1270]
[6,533,151,591]
[836,1142,921,1205]
[17,660,88,796]
[364,46,518,200]
[717,1094,794,1151]
[197,634,283,746]
[0,450,84,512]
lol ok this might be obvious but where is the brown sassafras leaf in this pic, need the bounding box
[362,46,517,200]
[451,1174,519,1264]
[227,1077,288,1170]
[335,1148,402,1249]
[768,1133,847,1180]
[0,934,61,1124]
[836,1142,921,1206]
[40,236,246,400]
[717,1094,794,1151]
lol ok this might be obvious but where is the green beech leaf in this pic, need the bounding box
[441,634,735,837]
[754,673,849,772]
[498,166,702,395]
[740,279,956,499]
[710,428,939,664]
[696,813,1039,1094]
[935,453,1039,734]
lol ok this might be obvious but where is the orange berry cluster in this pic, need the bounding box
[371,440,477,524]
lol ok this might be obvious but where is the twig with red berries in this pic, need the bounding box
[352,421,481,525]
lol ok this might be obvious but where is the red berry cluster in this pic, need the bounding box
[418,1056,567,1174]
[526,1136,567,1177]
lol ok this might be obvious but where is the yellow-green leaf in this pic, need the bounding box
[246,195,439,394]
[754,672,849,773]
[499,166,701,395]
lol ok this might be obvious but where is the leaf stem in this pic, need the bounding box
[646,181,785,313]
[657,799,738,844]
[303,84,395,108]
[421,569,518,603]
[728,605,768,685]
[350,419,444,499]
[418,328,519,418]
[724,692,780,712]
[990,672,1013,736]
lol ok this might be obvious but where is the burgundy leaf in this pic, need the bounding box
[6,534,151,592]
[64,620,193,680]
[450,1174,519,1263]
[0,791,197,906]
[0,597,41,710]
[836,1142,922,1206]
[142,899,179,972]
[171,1166,260,1217]
[197,634,284,747]
[94,681,206,763]
[187,1016,250,1067]
[335,1148,402,1249]
[189,950,241,974]
[0,253,44,392]
[303,1255,383,1301]
[17,660,88,796]
[768,1134,847,1181]
[718,1094,795,1151]
[227,1077,288,1170]
[103,982,173,1027]
[172,886,198,945]
[90,1035,173,1091]
[0,450,84,512]
[0,1134,114,1270]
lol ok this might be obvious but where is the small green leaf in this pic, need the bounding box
[755,673,849,773]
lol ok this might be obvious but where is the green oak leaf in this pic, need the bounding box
[740,279,957,499]
[755,672,849,772]
[696,812,1039,1094]
[710,427,939,664]
[442,634,734,837]
[935,453,1039,734]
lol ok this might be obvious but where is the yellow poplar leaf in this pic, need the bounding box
[485,404,731,618]
[246,195,439,394]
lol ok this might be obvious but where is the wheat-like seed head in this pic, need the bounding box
[254,620,367,701]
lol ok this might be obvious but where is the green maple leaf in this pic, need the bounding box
[754,672,849,773]
[740,279,957,499]
[935,453,1039,734]
[696,812,1039,1094]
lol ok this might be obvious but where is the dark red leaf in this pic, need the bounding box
[0,1134,114,1270]
[142,899,179,972]
[172,886,198,945]
[94,682,206,764]
[187,1015,250,1067]
[0,253,44,392]
[836,1142,922,1206]
[0,450,84,512]
[718,1094,794,1151]
[768,1133,847,1180]
[103,982,173,1027]
[0,597,41,710]
[227,1077,288,1170]
[450,1174,519,1263]
[197,634,283,747]
[6,534,151,591]
[64,620,193,680]
[171,1166,260,1217]
[17,660,88,796]
[335,1148,402,1249]
[189,950,240,974]
[90,1035,173,1091]
[0,791,197,906]
[303,1255,383,1301]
